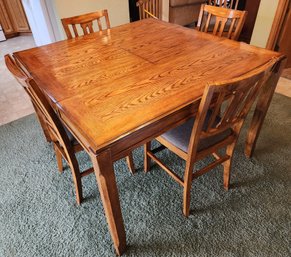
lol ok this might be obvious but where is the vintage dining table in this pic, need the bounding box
[13,19,285,255]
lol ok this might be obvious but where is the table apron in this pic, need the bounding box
[107,101,201,161]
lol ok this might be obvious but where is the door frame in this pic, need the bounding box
[21,0,62,46]
[266,0,289,50]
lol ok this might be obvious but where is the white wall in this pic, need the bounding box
[52,0,171,38]
[162,0,169,21]
[53,0,130,39]
[25,0,279,48]
[250,0,279,48]
[23,0,169,45]
[22,0,56,46]
[44,0,63,41]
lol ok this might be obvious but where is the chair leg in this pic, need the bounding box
[67,157,83,205]
[54,144,63,172]
[126,153,135,174]
[144,142,151,172]
[70,166,83,205]
[183,185,192,217]
[183,162,195,217]
[223,143,236,191]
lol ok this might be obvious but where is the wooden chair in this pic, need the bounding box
[144,59,277,217]
[3,56,51,143]
[136,0,162,20]
[207,0,240,10]
[5,54,135,205]
[197,4,247,40]
[61,9,111,39]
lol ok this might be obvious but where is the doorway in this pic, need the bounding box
[238,0,261,43]
[128,0,140,22]
[276,0,291,69]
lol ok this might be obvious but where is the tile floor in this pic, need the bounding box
[0,36,290,126]
[0,35,35,126]
[276,77,291,98]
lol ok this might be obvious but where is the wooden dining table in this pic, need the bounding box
[13,19,285,255]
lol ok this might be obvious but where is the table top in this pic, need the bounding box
[14,19,282,154]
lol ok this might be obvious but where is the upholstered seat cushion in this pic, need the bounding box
[160,113,232,153]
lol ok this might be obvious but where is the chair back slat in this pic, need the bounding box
[72,24,78,38]
[4,55,78,170]
[156,0,160,19]
[205,12,212,32]
[97,18,102,31]
[61,9,110,39]
[227,18,236,38]
[136,0,162,19]
[190,59,277,153]
[28,82,71,155]
[208,0,239,9]
[4,54,27,88]
[206,92,226,131]
[5,55,54,142]
[197,4,247,40]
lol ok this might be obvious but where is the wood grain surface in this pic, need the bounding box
[14,19,282,154]
[13,19,285,255]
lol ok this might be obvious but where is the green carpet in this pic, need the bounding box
[0,93,290,257]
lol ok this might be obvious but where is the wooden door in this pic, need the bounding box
[0,0,17,37]
[0,0,30,38]
[276,1,291,68]
[5,0,30,32]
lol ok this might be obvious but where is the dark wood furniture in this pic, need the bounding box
[0,0,30,38]
[144,58,277,217]
[197,4,247,40]
[13,19,285,255]
[61,9,111,39]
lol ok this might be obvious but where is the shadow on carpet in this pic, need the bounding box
[0,94,290,257]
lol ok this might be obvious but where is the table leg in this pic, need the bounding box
[91,149,126,256]
[245,58,286,158]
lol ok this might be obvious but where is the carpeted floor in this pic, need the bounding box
[0,94,290,257]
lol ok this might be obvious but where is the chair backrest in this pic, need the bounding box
[5,55,77,165]
[207,0,240,10]
[4,54,28,89]
[61,9,111,39]
[187,58,277,157]
[197,4,247,40]
[136,0,162,20]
